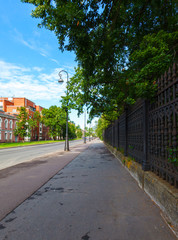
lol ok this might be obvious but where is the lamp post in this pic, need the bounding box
[84,109,86,144]
[58,70,69,151]
[89,123,91,141]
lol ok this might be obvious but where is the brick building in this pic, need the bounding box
[0,97,38,115]
[0,97,50,142]
[0,110,18,143]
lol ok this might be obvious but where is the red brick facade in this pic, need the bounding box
[0,97,50,142]
[0,110,18,142]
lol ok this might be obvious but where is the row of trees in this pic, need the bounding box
[14,107,41,141]
[14,106,83,141]
[21,0,177,135]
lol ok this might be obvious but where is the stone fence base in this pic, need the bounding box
[105,142,178,236]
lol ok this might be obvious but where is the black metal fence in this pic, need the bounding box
[103,63,178,188]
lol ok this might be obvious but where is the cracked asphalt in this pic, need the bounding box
[0,140,176,240]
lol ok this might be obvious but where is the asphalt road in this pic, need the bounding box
[0,141,176,240]
[0,139,84,170]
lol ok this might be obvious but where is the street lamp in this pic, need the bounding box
[89,123,91,141]
[58,70,69,151]
[84,109,86,144]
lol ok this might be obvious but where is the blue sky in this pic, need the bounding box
[0,0,97,129]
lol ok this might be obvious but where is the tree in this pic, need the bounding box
[75,125,83,138]
[88,127,95,139]
[66,66,126,120]
[68,122,77,139]
[95,115,111,140]
[127,30,178,100]
[22,0,177,122]
[14,107,33,141]
[28,110,42,140]
[42,106,66,140]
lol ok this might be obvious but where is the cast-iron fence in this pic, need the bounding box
[103,63,178,188]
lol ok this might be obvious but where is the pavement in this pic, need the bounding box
[0,142,91,221]
[0,140,176,240]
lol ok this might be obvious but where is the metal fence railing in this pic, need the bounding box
[103,63,178,188]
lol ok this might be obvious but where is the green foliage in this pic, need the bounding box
[42,106,79,140]
[128,145,134,150]
[14,107,42,141]
[128,156,135,162]
[0,140,65,149]
[167,148,178,166]
[33,110,41,126]
[68,122,77,139]
[29,110,42,139]
[95,115,113,139]
[75,125,83,138]
[22,0,177,123]
[62,67,85,116]
[14,107,33,140]
[88,127,95,138]
[42,105,66,140]
[118,147,125,155]
[129,30,178,99]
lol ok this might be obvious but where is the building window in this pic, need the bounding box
[39,123,42,133]
[5,119,8,129]
[0,118,2,129]
[9,132,12,140]
[0,131,1,140]
[29,106,36,112]
[12,109,17,113]
[0,102,3,110]
[5,132,8,140]
[10,120,13,129]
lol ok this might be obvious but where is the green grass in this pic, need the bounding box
[0,138,82,149]
[0,140,64,149]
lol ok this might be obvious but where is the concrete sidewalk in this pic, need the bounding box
[0,140,176,240]
[0,141,92,221]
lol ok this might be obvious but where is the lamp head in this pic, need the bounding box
[58,73,64,83]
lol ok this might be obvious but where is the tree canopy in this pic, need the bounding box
[42,105,82,139]
[42,105,66,139]
[14,107,40,140]
[75,124,83,138]
[22,0,177,121]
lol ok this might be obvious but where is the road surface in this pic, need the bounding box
[0,139,84,170]
[0,141,176,240]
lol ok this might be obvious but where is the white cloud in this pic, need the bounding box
[33,67,43,72]
[40,53,47,57]
[11,29,77,70]
[50,58,60,65]
[0,60,67,105]
[13,28,49,57]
